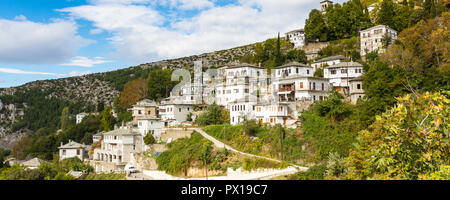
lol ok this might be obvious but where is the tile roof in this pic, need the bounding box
[59,141,85,149]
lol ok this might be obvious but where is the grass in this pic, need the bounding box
[202,124,308,164]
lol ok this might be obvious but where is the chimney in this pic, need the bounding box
[61,142,63,146]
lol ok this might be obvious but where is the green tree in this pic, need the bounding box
[286,49,307,63]
[377,0,396,28]
[147,69,179,101]
[195,103,225,126]
[100,106,115,132]
[60,107,70,131]
[305,9,328,41]
[314,68,324,77]
[144,133,156,145]
[346,92,449,180]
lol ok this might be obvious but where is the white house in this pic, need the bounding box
[214,64,268,108]
[324,61,364,93]
[320,0,333,14]
[272,76,331,102]
[92,126,143,173]
[129,99,159,125]
[274,62,314,79]
[58,140,90,161]
[159,104,195,126]
[76,113,88,124]
[311,55,346,70]
[255,103,290,126]
[92,132,103,143]
[137,118,165,140]
[229,98,257,125]
[349,76,366,104]
[286,29,306,48]
[360,25,397,56]
[21,158,47,170]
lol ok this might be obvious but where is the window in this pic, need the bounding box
[77,149,80,155]
[62,150,66,156]
[322,83,324,91]
[187,107,190,111]
[357,84,361,89]
[313,82,316,90]
[179,108,182,112]
[138,110,142,114]
[296,68,299,74]
[307,70,310,74]
[148,111,151,115]
[300,82,303,89]
[331,70,336,75]
[341,69,348,74]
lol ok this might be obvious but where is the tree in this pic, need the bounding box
[118,77,148,111]
[377,0,396,28]
[274,33,283,67]
[147,69,179,101]
[286,49,307,63]
[144,133,156,145]
[346,92,449,180]
[100,106,115,132]
[195,103,225,126]
[60,107,70,131]
[199,144,213,179]
[305,9,328,41]
[314,68,324,78]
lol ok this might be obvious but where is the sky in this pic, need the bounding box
[0,0,345,88]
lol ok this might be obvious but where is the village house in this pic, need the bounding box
[311,55,346,70]
[214,63,268,108]
[92,125,143,173]
[76,112,88,124]
[255,103,290,126]
[229,98,257,125]
[159,104,195,126]
[272,62,330,102]
[286,29,306,48]
[360,25,398,56]
[274,62,314,79]
[129,99,159,125]
[21,158,47,170]
[92,132,103,143]
[320,0,333,14]
[349,76,366,104]
[323,61,364,94]
[58,140,90,161]
[273,76,331,102]
[137,117,165,140]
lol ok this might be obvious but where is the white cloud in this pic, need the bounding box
[59,0,343,63]
[62,56,111,67]
[0,17,93,65]
[0,67,64,76]
[69,70,92,77]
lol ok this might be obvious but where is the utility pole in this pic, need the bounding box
[223,125,226,149]
[279,124,284,161]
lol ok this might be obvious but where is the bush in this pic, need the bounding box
[144,133,156,145]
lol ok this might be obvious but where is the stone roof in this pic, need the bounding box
[22,158,46,168]
[349,76,364,82]
[276,62,311,69]
[59,140,85,149]
[312,55,346,64]
[227,63,261,69]
[134,99,158,107]
[286,29,304,34]
[325,62,363,69]
[103,128,139,136]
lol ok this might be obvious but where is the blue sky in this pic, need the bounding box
[0,0,345,88]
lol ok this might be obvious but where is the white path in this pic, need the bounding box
[166,128,309,171]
